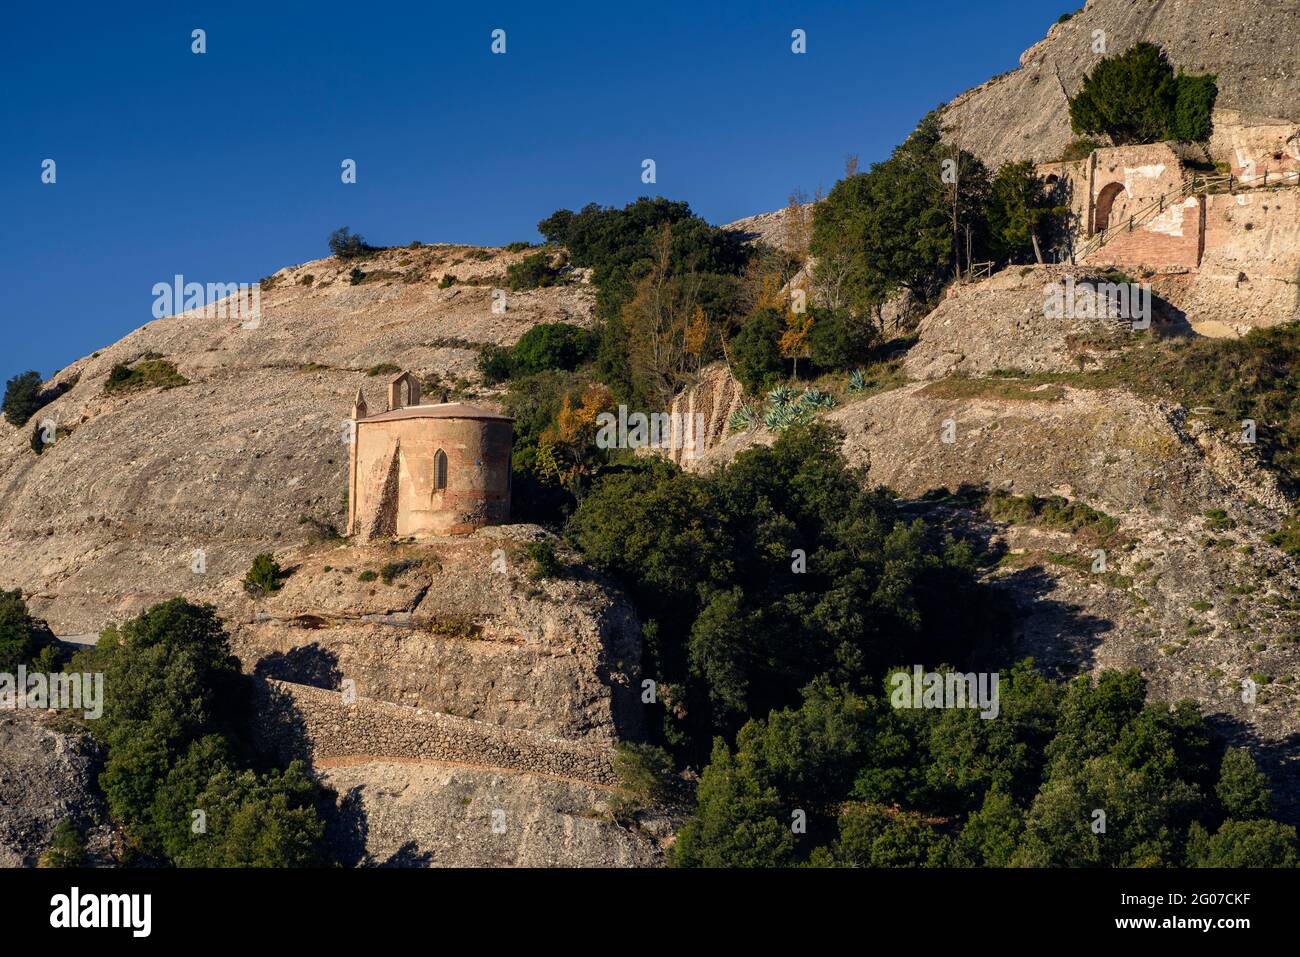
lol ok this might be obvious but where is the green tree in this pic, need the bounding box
[811,113,990,311]
[953,789,1024,866]
[3,371,45,426]
[327,227,369,259]
[538,197,749,405]
[1069,43,1216,145]
[0,588,58,671]
[729,307,785,393]
[1172,72,1218,142]
[672,738,797,867]
[77,599,329,865]
[805,307,878,373]
[828,804,952,868]
[1215,747,1272,819]
[986,162,1067,264]
[1186,819,1298,867]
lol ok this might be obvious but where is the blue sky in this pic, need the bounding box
[0,1,1070,385]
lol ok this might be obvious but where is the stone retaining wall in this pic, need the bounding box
[252,678,618,787]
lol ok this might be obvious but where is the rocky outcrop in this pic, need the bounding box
[903,265,1158,380]
[0,712,105,867]
[231,528,644,744]
[320,760,663,867]
[940,0,1300,169]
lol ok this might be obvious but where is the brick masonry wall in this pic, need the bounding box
[252,678,619,787]
[1084,196,1204,270]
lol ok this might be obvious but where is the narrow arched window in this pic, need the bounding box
[434,449,448,491]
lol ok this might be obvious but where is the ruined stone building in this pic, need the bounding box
[346,371,513,538]
[1034,123,1300,331]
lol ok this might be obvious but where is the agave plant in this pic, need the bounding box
[766,384,798,407]
[729,403,759,432]
[798,388,836,411]
[847,368,867,394]
[764,400,802,432]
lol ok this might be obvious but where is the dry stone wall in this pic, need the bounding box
[253,678,619,787]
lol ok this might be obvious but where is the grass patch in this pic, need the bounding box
[104,358,188,395]
[985,489,1121,547]
[1105,325,1300,493]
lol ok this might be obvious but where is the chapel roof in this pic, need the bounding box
[359,402,513,423]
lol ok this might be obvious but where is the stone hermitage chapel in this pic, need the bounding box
[346,371,513,538]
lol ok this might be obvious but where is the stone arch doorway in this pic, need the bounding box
[1094,181,1127,233]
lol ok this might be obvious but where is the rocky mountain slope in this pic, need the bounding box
[0,243,590,637]
[673,263,1300,809]
[941,0,1300,168]
[0,243,666,867]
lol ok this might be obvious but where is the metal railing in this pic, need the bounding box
[1075,168,1299,263]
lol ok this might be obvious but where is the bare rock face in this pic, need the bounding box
[0,245,593,636]
[320,760,662,867]
[940,0,1300,168]
[0,712,104,867]
[723,205,812,254]
[230,528,644,744]
[903,265,1153,380]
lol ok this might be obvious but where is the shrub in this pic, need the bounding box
[511,323,598,377]
[506,251,561,290]
[328,227,370,259]
[477,345,515,385]
[504,241,532,253]
[298,515,341,543]
[438,274,456,289]
[349,267,365,285]
[103,359,187,395]
[243,553,285,597]
[1058,137,1103,162]
[525,539,562,580]
[38,820,86,868]
[380,559,419,585]
[366,363,401,377]
[358,570,378,582]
